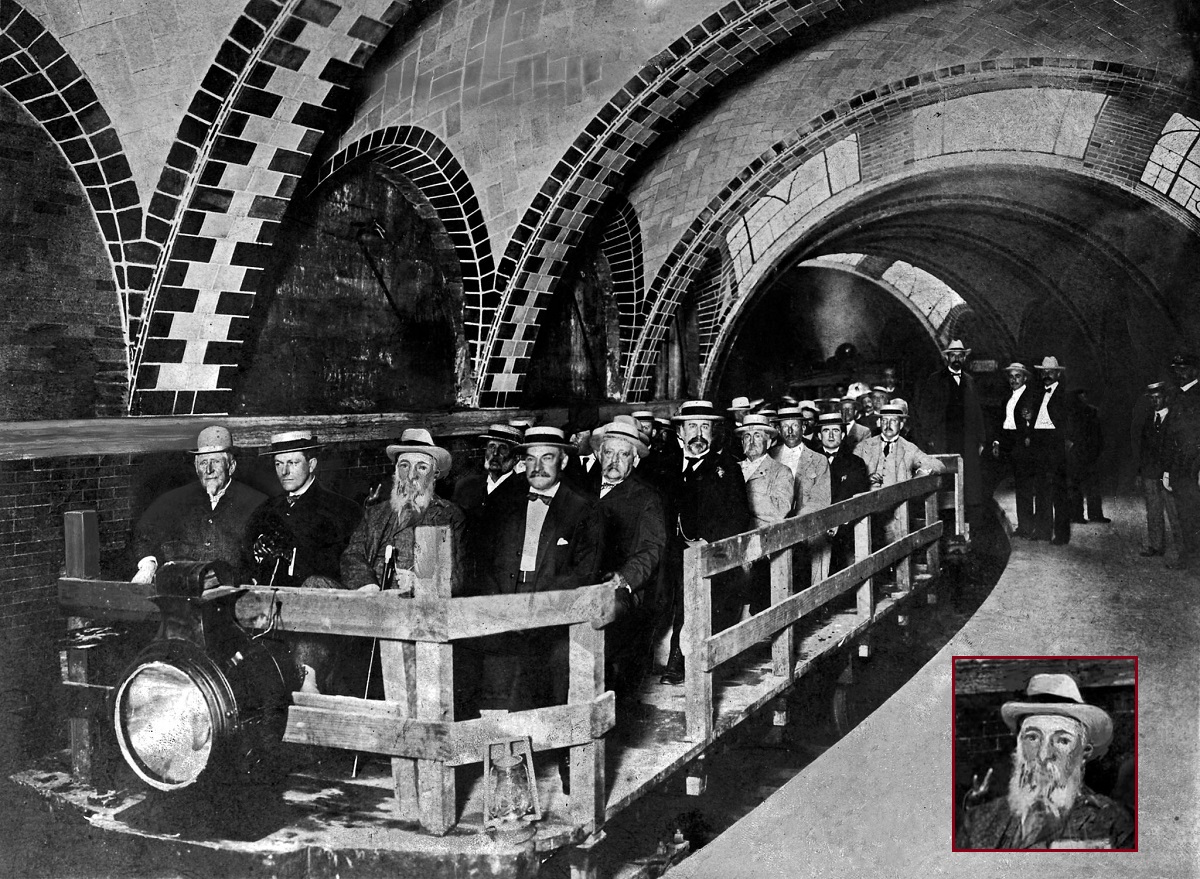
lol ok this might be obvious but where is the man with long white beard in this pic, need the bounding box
[958,673,1133,849]
[132,425,266,586]
[341,428,466,593]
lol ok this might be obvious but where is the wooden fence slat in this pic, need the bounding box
[568,618,606,834]
[414,528,455,836]
[769,549,793,681]
[924,493,942,576]
[63,511,100,783]
[379,638,419,820]
[895,501,912,593]
[855,517,874,621]
[683,545,713,743]
[703,523,942,670]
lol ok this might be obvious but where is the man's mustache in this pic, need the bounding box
[686,437,709,451]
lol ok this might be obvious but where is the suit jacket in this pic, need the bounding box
[844,421,872,452]
[244,481,362,587]
[341,495,466,592]
[672,450,753,543]
[741,454,796,527]
[563,453,604,497]
[793,445,833,513]
[1163,384,1200,477]
[995,384,1042,459]
[596,474,667,610]
[1136,407,1172,479]
[473,480,600,595]
[827,447,872,504]
[452,470,522,516]
[915,367,985,504]
[854,435,946,488]
[1032,383,1079,461]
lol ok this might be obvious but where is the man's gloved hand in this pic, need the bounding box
[131,557,157,585]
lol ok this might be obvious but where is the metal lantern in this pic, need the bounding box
[483,737,540,841]
[111,561,292,791]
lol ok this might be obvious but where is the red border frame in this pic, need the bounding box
[951,654,1138,852]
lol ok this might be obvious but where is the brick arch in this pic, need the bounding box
[130,0,413,416]
[621,61,1199,403]
[0,1,140,345]
[316,126,495,371]
[597,197,646,376]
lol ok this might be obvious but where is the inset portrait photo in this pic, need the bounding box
[953,656,1136,851]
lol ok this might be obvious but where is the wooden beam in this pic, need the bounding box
[683,545,713,744]
[855,517,873,622]
[700,474,942,576]
[703,523,942,670]
[64,512,100,579]
[568,615,607,834]
[769,549,793,681]
[413,527,455,836]
[894,501,912,593]
[58,579,156,621]
[955,658,1136,694]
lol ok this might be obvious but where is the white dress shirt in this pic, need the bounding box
[520,482,561,572]
[1034,382,1059,429]
[485,470,513,494]
[1003,386,1026,431]
[776,444,803,476]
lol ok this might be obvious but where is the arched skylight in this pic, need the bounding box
[1142,113,1200,219]
[814,252,867,268]
[880,260,967,329]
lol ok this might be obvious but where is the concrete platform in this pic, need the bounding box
[668,494,1198,877]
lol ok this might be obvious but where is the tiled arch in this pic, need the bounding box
[0,0,141,342]
[621,61,1199,403]
[597,197,646,376]
[316,125,495,369]
[130,0,413,416]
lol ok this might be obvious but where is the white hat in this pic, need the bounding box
[943,339,972,355]
[385,428,452,472]
[1004,362,1030,375]
[673,400,725,422]
[259,430,322,456]
[846,382,871,399]
[517,425,576,452]
[1000,673,1113,760]
[1034,356,1065,371]
[591,421,649,458]
[734,413,779,437]
[189,425,234,455]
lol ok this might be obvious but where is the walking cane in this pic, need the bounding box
[352,545,394,779]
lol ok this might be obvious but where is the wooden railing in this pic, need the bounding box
[56,515,616,837]
[681,460,961,742]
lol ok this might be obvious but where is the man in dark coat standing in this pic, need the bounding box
[660,401,753,686]
[990,363,1041,539]
[243,430,362,693]
[915,339,985,526]
[1163,352,1200,569]
[451,423,526,521]
[591,420,668,700]
[471,426,601,710]
[1068,389,1109,524]
[815,412,872,572]
[1029,356,1078,545]
[1134,381,1180,561]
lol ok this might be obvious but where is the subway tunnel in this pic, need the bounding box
[1,0,1198,873]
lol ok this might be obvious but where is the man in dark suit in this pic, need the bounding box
[915,339,985,524]
[562,404,603,496]
[1068,389,1109,524]
[1163,352,1200,569]
[244,430,362,693]
[451,423,525,521]
[815,412,872,571]
[1135,381,1180,561]
[990,363,1041,539]
[590,420,667,700]
[471,425,600,710]
[660,401,753,685]
[1029,356,1078,545]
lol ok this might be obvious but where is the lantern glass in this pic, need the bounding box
[488,753,531,822]
[117,661,213,788]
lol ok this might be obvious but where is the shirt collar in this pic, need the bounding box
[487,470,512,488]
[1182,379,1198,392]
[288,475,316,500]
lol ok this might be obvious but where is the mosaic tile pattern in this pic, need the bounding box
[130,0,408,415]
[621,62,1197,402]
[598,197,645,368]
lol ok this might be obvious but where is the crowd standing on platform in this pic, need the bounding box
[128,340,1198,708]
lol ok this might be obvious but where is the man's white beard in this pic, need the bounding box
[1007,746,1083,845]
[201,475,226,498]
[390,475,433,526]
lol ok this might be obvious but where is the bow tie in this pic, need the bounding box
[601,481,619,491]
[527,492,552,505]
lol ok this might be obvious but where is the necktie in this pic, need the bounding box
[1154,413,1162,429]
[883,441,892,458]
[601,481,618,491]
[527,492,552,505]
[685,457,700,473]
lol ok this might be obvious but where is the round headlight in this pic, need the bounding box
[114,659,223,790]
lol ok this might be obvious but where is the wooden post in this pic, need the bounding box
[954,458,967,540]
[568,614,606,833]
[378,642,419,820]
[894,501,912,594]
[854,516,873,622]
[412,526,456,835]
[924,492,941,577]
[769,548,793,680]
[64,511,99,783]
[682,545,713,743]
[811,538,830,589]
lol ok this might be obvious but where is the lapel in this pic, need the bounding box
[533,487,569,574]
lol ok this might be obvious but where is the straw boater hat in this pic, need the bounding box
[1000,673,1113,759]
[631,409,655,422]
[1004,362,1030,376]
[942,339,972,355]
[259,430,322,456]
[385,427,452,472]
[890,397,910,416]
[774,406,804,421]
[591,420,649,458]
[517,425,576,452]
[479,423,525,446]
[1146,381,1170,394]
[797,400,819,414]
[877,403,907,418]
[673,400,725,422]
[189,425,234,455]
[1034,356,1065,372]
[817,412,845,428]
[734,413,778,437]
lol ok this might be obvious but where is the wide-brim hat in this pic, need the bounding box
[1000,673,1113,759]
[870,385,892,395]
[1146,381,1170,394]
[259,429,322,456]
[1035,356,1065,371]
[890,397,910,416]
[817,412,845,427]
[775,406,804,420]
[518,425,576,452]
[1004,362,1030,376]
[631,409,655,421]
[734,413,779,436]
[189,425,234,455]
[943,339,972,355]
[673,400,725,422]
[591,420,649,458]
[728,396,763,412]
[385,427,452,472]
[479,423,524,446]
[877,403,907,417]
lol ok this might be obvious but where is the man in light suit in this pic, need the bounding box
[854,402,947,545]
[840,392,872,452]
[471,425,600,711]
[737,413,796,615]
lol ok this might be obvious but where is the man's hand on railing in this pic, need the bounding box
[131,556,157,585]
[356,583,381,594]
[605,572,634,616]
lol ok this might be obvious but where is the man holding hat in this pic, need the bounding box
[1134,381,1180,561]
[591,419,668,699]
[132,425,267,586]
[915,339,985,522]
[1030,356,1078,544]
[660,401,752,685]
[990,362,1042,539]
[470,425,600,710]
[341,428,465,593]
[1163,352,1200,567]
[243,431,362,693]
[958,673,1132,849]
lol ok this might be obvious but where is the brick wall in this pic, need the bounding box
[0,88,126,419]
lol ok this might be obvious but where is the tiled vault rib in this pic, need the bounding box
[131,0,410,416]
[0,0,141,343]
[620,61,1199,403]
